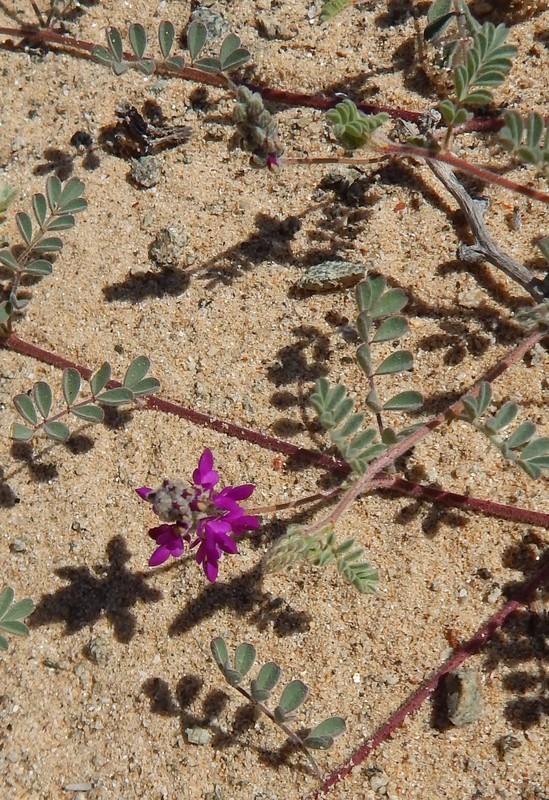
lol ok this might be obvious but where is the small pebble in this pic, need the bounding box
[130,156,162,188]
[149,226,188,268]
[10,537,27,552]
[86,636,109,665]
[186,726,212,745]
[446,668,482,726]
[296,260,365,292]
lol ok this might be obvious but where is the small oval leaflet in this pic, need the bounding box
[296,260,365,292]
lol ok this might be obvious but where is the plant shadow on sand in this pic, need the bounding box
[28,535,162,643]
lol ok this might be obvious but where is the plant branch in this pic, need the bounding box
[304,327,546,535]
[308,553,549,798]
[0,25,541,137]
[426,159,546,301]
[4,333,548,530]
[233,684,322,778]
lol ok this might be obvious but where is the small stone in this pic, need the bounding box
[86,636,109,665]
[369,773,389,791]
[186,726,212,745]
[149,226,189,268]
[10,537,27,552]
[446,668,482,726]
[496,734,521,760]
[189,7,229,39]
[457,288,486,309]
[296,260,365,292]
[130,156,162,188]
[487,587,501,604]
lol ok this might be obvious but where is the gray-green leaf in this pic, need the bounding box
[13,394,38,425]
[44,421,70,442]
[32,381,53,419]
[62,368,82,405]
[376,350,414,375]
[95,387,134,406]
[71,404,104,423]
[234,642,256,677]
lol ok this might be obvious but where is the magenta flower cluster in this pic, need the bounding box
[136,449,259,582]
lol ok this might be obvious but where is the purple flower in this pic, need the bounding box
[147,524,188,567]
[137,449,259,581]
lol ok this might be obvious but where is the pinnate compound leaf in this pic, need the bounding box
[32,381,53,419]
[44,421,70,442]
[372,315,409,342]
[10,422,34,442]
[14,394,38,426]
[128,22,147,59]
[71,404,104,422]
[304,716,346,749]
[16,211,33,245]
[24,259,52,276]
[376,350,414,375]
[96,387,134,406]
[90,362,112,395]
[211,637,229,668]
[62,368,81,405]
[32,193,47,227]
[234,642,256,677]
[383,390,423,411]
[187,21,208,61]
[275,680,309,720]
[158,20,174,59]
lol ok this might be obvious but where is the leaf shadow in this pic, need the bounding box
[482,532,549,729]
[29,535,162,643]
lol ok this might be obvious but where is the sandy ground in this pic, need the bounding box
[0,1,548,799]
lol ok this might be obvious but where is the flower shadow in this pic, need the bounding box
[168,563,311,639]
[29,535,162,643]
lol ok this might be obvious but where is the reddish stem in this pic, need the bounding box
[4,332,549,532]
[308,555,549,798]
[0,24,521,135]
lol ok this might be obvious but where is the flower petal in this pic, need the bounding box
[193,448,220,490]
[149,545,170,566]
[136,486,153,500]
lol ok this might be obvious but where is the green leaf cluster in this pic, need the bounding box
[459,382,549,479]
[0,586,34,652]
[319,0,353,24]
[355,275,423,432]
[438,18,515,128]
[311,379,386,474]
[11,356,160,444]
[498,111,549,176]
[187,21,251,73]
[211,637,345,754]
[93,23,157,75]
[326,100,389,152]
[233,86,284,166]
[92,20,250,77]
[424,0,480,67]
[0,177,86,326]
[263,523,379,594]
